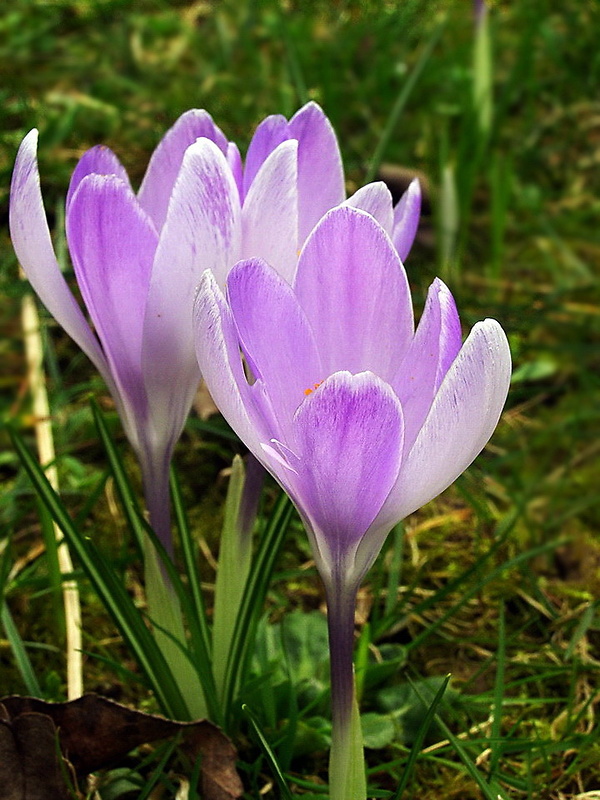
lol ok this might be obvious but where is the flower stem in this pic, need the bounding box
[141,452,207,719]
[141,449,174,558]
[325,578,367,800]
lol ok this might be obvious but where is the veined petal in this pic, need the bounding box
[66,173,158,412]
[294,206,414,380]
[227,258,322,436]
[66,145,131,210]
[392,178,421,261]
[9,131,111,385]
[392,278,462,454]
[291,371,404,570]
[241,140,299,284]
[243,114,291,198]
[376,319,511,529]
[289,102,346,243]
[142,138,242,450]
[226,142,243,199]
[138,109,229,231]
[193,270,268,456]
[343,181,394,235]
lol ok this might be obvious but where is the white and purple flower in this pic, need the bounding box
[193,204,510,796]
[10,103,420,551]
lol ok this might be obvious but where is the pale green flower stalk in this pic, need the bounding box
[213,455,264,702]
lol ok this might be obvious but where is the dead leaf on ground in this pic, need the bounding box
[0,702,74,800]
[0,694,243,800]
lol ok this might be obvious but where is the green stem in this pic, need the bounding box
[325,578,367,800]
[141,453,207,720]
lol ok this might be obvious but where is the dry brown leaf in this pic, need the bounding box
[0,694,243,800]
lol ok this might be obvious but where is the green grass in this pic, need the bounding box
[1,1,600,798]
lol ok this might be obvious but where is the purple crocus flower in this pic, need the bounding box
[193,205,511,796]
[10,103,420,553]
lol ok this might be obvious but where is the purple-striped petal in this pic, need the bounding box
[392,178,421,261]
[289,102,346,243]
[243,114,291,198]
[138,109,229,231]
[226,258,322,436]
[294,206,413,380]
[9,131,112,385]
[241,140,299,284]
[66,173,158,413]
[226,142,243,199]
[291,371,403,571]
[376,319,511,529]
[193,270,269,455]
[343,181,394,235]
[392,278,462,454]
[142,138,242,448]
[66,145,131,210]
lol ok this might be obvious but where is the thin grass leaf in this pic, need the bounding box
[489,602,506,778]
[243,703,294,800]
[390,674,451,800]
[137,735,180,800]
[170,466,212,656]
[37,497,64,636]
[384,522,404,619]
[365,17,445,182]
[223,492,293,725]
[90,399,145,555]
[565,600,598,660]
[428,700,510,800]
[0,601,42,696]
[92,400,207,719]
[9,424,189,719]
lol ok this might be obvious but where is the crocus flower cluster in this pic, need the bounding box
[11,103,509,799]
[10,103,420,552]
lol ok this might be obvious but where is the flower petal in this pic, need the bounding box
[289,102,346,243]
[66,145,131,210]
[9,131,111,384]
[343,181,394,235]
[243,114,291,198]
[227,257,321,435]
[294,206,414,380]
[66,173,158,415]
[142,138,242,450]
[392,278,462,454]
[226,142,243,199]
[241,139,299,284]
[193,270,268,455]
[291,371,403,572]
[138,109,229,231]
[392,178,421,261]
[376,318,511,528]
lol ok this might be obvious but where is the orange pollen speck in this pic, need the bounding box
[304,381,323,396]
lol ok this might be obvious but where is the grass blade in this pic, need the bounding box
[92,400,208,719]
[489,602,506,778]
[223,492,293,724]
[390,674,451,799]
[243,703,294,800]
[90,399,146,555]
[9,424,189,719]
[0,601,42,696]
[365,17,445,183]
[170,465,212,657]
